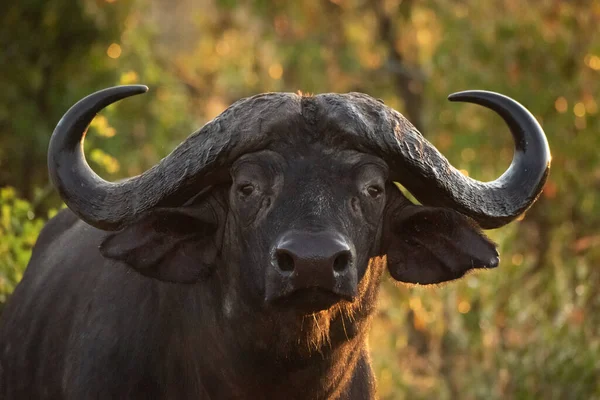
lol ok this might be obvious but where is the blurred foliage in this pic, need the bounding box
[0,187,54,307]
[1,0,600,398]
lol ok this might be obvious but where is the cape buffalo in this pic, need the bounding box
[0,85,550,399]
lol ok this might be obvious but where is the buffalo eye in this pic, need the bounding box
[366,185,383,199]
[237,183,255,197]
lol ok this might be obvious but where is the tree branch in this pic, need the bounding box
[370,0,425,131]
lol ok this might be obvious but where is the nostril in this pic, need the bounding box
[276,250,295,272]
[333,251,351,273]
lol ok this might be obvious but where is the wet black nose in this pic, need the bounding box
[266,231,358,308]
[275,240,352,275]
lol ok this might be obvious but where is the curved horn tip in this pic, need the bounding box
[128,84,149,93]
[109,84,149,96]
[59,85,150,116]
[97,84,149,99]
[446,89,550,152]
[447,90,504,103]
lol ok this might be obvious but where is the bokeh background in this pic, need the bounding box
[1,0,599,398]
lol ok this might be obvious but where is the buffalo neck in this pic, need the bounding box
[158,258,385,398]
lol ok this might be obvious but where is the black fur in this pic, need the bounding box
[0,94,504,399]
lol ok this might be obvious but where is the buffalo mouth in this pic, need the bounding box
[270,288,352,314]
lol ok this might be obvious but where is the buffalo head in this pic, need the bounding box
[47,86,550,319]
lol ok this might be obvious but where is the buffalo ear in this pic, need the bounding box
[99,205,219,284]
[382,206,499,285]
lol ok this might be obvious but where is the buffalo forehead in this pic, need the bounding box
[228,92,303,137]
[308,93,387,135]
[220,92,388,147]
